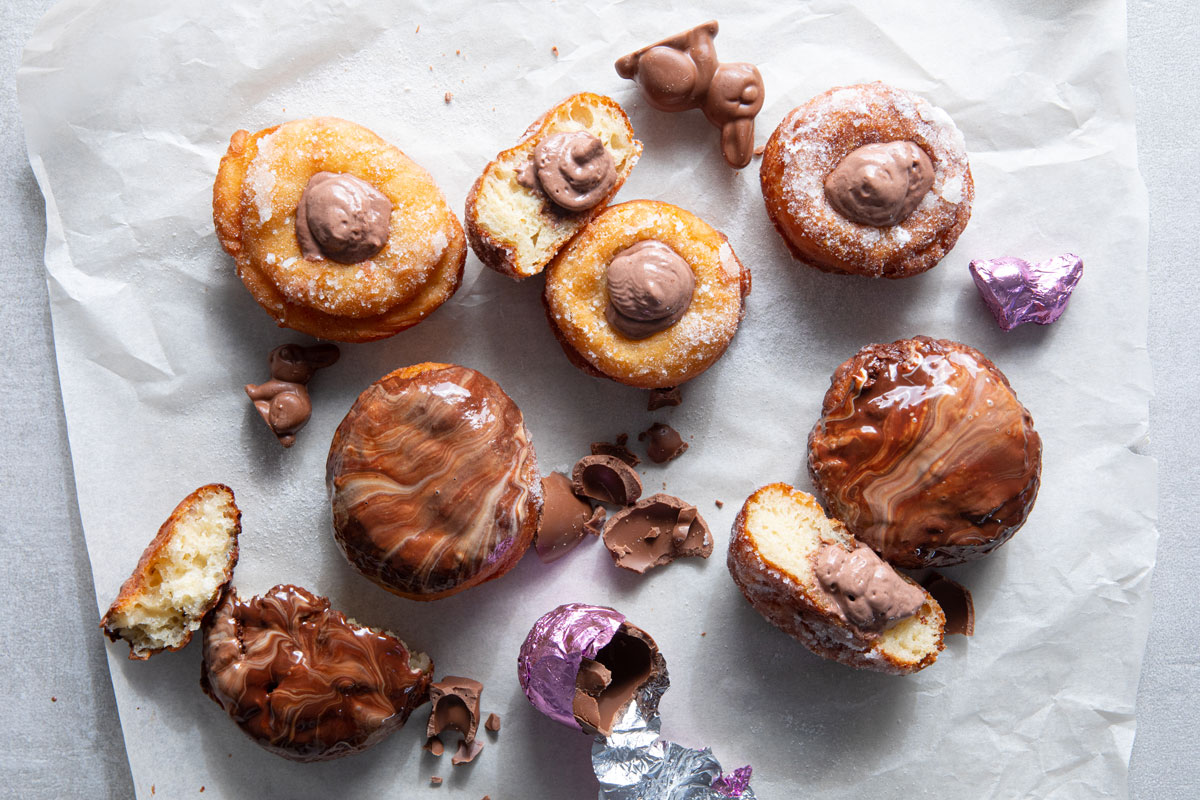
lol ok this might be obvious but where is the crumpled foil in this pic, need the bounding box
[592,701,756,800]
[517,603,626,729]
[968,253,1084,330]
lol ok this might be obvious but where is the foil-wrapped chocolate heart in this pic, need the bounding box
[968,253,1083,331]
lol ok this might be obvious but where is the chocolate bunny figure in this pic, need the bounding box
[245,343,340,447]
[615,20,764,168]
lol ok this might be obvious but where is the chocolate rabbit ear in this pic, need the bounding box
[720,118,756,169]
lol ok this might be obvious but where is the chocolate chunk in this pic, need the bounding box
[427,676,483,746]
[572,455,643,506]
[638,423,689,463]
[484,713,501,733]
[715,499,724,509]
[602,494,713,573]
[430,776,443,786]
[921,573,975,636]
[591,433,640,466]
[647,387,682,411]
[571,623,665,736]
[245,343,340,448]
[536,473,605,562]
[424,735,444,756]
[452,738,484,766]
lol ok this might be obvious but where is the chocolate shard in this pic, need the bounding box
[572,455,644,506]
[427,676,483,746]
[647,387,682,411]
[921,572,975,636]
[424,735,444,756]
[536,473,603,562]
[638,423,689,464]
[451,738,484,766]
[571,622,666,737]
[484,713,501,733]
[591,433,640,467]
[602,494,713,574]
[430,776,443,786]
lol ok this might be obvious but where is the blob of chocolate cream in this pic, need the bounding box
[813,541,926,633]
[517,131,617,212]
[426,676,483,747]
[605,240,695,339]
[571,455,643,506]
[824,141,934,227]
[536,472,606,563]
[602,494,713,574]
[572,622,666,737]
[295,171,393,264]
[615,20,764,168]
[245,343,340,447]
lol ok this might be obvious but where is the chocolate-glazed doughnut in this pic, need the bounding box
[808,337,1041,567]
[327,363,542,600]
[200,584,433,762]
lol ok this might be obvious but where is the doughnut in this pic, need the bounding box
[760,82,973,278]
[808,336,1042,568]
[326,363,542,600]
[542,200,751,389]
[728,483,945,675]
[101,484,240,660]
[213,116,466,342]
[465,92,641,280]
[200,584,433,762]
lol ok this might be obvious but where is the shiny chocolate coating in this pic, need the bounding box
[813,541,926,632]
[295,171,393,264]
[824,141,934,227]
[199,584,432,762]
[520,131,617,212]
[327,365,541,599]
[605,240,695,339]
[808,337,1042,567]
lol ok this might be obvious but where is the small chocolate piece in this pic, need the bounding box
[921,572,975,636]
[714,499,724,509]
[638,423,688,464]
[517,131,617,212]
[484,713,501,733]
[424,735,445,756]
[572,622,665,736]
[615,20,764,168]
[602,494,713,573]
[969,253,1084,331]
[647,387,682,411]
[430,776,443,787]
[812,541,926,633]
[824,141,934,227]
[604,240,695,339]
[295,171,393,263]
[591,433,640,467]
[426,676,483,746]
[452,738,484,766]
[245,343,340,448]
[536,472,605,563]
[572,455,643,506]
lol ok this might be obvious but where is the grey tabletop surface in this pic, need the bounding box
[1,2,1195,798]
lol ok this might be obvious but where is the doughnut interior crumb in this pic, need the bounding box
[102,485,240,659]
[468,93,640,278]
[740,484,942,669]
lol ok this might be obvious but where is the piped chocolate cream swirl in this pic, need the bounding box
[605,240,695,339]
[518,131,617,211]
[200,584,433,762]
[808,337,1042,568]
[295,171,393,263]
[824,141,934,227]
[327,365,541,599]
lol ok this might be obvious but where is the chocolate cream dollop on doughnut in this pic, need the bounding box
[327,363,542,600]
[808,337,1041,568]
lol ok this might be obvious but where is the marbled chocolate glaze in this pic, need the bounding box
[200,584,432,762]
[327,364,541,599]
[808,337,1041,567]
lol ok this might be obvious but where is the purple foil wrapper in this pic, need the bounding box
[517,603,625,730]
[969,253,1084,331]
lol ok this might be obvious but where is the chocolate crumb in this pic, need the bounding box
[456,49,461,55]
[200,788,205,794]
[444,92,453,103]
[431,777,443,787]
[639,422,688,464]
[50,697,56,702]
[415,24,420,33]
[647,387,682,410]
[452,738,484,766]
[485,712,501,733]
[552,45,559,56]
[715,500,724,509]
[701,631,707,637]
[754,144,766,157]
[572,455,643,506]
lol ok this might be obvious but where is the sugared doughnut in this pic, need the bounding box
[542,200,750,389]
[760,82,973,278]
[808,336,1042,567]
[200,584,433,761]
[326,363,542,600]
[213,117,466,342]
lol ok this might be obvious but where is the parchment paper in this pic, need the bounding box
[18,0,1154,797]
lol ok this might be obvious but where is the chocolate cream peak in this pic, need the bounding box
[824,141,934,227]
[518,130,616,212]
[295,171,392,263]
[605,239,695,339]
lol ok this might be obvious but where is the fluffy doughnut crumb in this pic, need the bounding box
[727,483,944,674]
[101,484,241,660]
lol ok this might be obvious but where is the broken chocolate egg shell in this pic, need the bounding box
[603,493,713,574]
[426,676,483,745]
[536,472,606,562]
[571,455,644,506]
[572,622,667,737]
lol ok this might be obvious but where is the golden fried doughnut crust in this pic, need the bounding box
[213,117,466,342]
[760,82,973,279]
[542,200,751,389]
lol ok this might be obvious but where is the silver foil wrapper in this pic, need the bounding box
[968,253,1084,331]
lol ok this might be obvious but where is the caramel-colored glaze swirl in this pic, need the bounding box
[808,337,1042,567]
[200,585,432,762]
[327,364,541,599]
